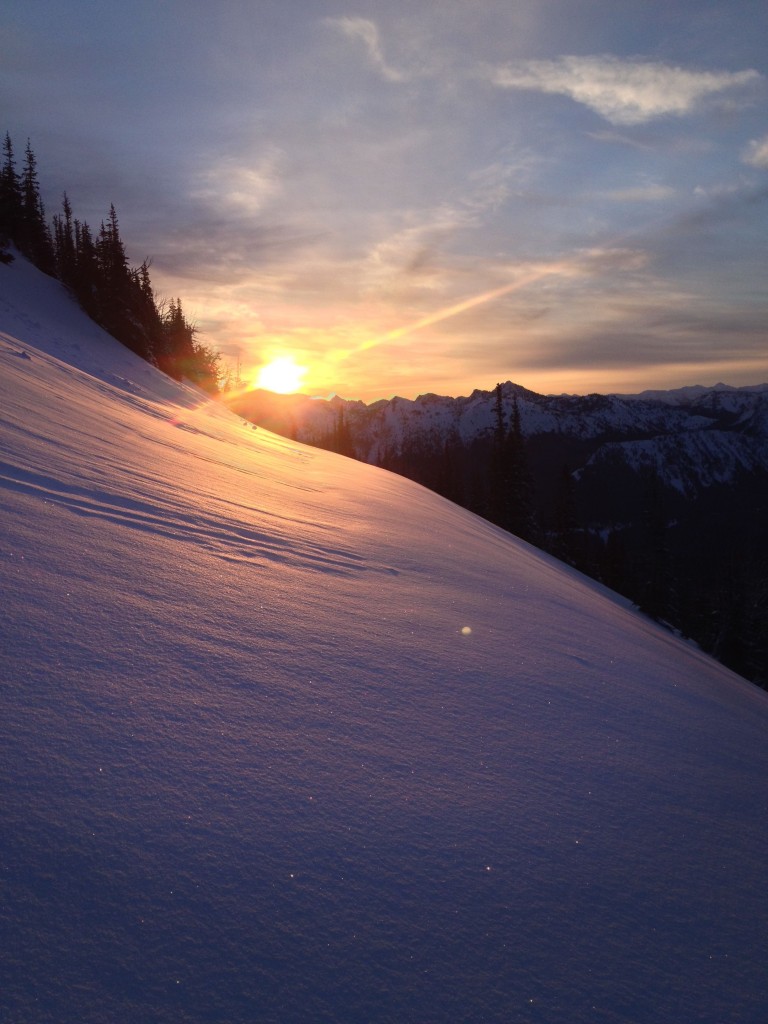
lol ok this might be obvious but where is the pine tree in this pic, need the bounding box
[52,193,77,287]
[332,406,355,457]
[95,203,151,357]
[188,340,222,395]
[488,383,509,527]
[435,430,464,506]
[19,140,54,273]
[488,384,537,541]
[97,204,129,307]
[133,258,164,360]
[159,297,197,379]
[0,133,22,249]
[73,218,99,317]
[505,393,537,542]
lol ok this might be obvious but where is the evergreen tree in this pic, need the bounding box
[95,203,152,358]
[157,301,217,389]
[0,132,22,253]
[96,204,129,320]
[488,385,537,541]
[435,430,464,506]
[488,383,509,527]
[334,406,355,457]
[73,218,99,317]
[52,193,77,287]
[159,298,196,380]
[505,393,537,542]
[187,340,222,395]
[133,258,164,360]
[19,140,54,273]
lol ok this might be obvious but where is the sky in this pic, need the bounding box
[2,0,767,401]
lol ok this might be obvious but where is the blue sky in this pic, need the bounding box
[2,0,767,399]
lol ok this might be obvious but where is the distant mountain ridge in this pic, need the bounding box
[228,379,768,498]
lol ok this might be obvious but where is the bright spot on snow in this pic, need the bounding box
[461,626,472,636]
[255,356,307,394]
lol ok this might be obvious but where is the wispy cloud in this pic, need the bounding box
[329,17,408,83]
[190,147,285,215]
[463,156,537,213]
[743,134,768,168]
[361,208,467,299]
[359,156,536,299]
[686,182,768,226]
[490,56,761,124]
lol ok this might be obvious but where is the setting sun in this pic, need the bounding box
[255,356,307,394]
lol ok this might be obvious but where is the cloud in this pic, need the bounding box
[491,56,761,124]
[329,17,407,83]
[683,182,768,231]
[190,147,284,215]
[464,156,537,212]
[153,221,321,283]
[361,209,464,298]
[743,134,768,168]
[358,156,537,300]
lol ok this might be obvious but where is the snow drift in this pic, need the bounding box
[2,255,768,1024]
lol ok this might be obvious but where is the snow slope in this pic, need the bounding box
[2,256,768,1024]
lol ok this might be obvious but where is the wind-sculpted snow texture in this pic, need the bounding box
[2,256,768,1024]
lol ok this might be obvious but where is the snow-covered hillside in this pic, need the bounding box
[2,256,768,1024]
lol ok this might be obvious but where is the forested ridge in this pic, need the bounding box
[0,133,220,391]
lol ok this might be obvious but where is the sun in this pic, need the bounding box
[255,356,307,394]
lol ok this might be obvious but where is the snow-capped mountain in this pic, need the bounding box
[230,379,768,497]
[3,255,768,1024]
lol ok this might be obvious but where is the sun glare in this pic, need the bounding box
[256,356,307,394]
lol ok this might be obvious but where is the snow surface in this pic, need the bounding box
[2,255,768,1024]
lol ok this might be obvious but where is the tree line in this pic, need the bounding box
[0,133,221,392]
